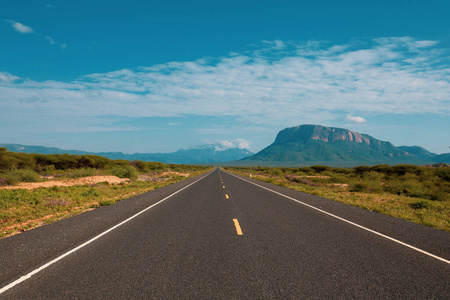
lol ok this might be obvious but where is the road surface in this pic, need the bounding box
[0,168,449,298]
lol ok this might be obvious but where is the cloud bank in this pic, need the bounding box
[1,37,449,133]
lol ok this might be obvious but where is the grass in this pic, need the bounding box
[0,169,212,239]
[225,166,450,232]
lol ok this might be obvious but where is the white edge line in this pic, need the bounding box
[0,171,213,295]
[224,170,450,265]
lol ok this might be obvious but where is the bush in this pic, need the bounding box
[268,168,283,176]
[391,164,422,176]
[383,178,428,198]
[363,171,384,182]
[370,164,391,174]
[99,200,115,206]
[349,182,368,192]
[131,160,149,173]
[409,201,432,210]
[41,165,56,175]
[0,155,19,170]
[333,168,354,175]
[349,180,383,193]
[82,188,99,197]
[435,168,450,182]
[109,165,138,179]
[353,166,371,177]
[1,169,42,185]
[310,165,331,173]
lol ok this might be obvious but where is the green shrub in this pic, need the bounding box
[353,166,371,177]
[131,160,149,173]
[384,178,429,199]
[409,200,432,210]
[268,168,283,176]
[99,200,116,206]
[109,165,138,180]
[0,155,19,170]
[349,182,367,192]
[1,169,42,185]
[363,171,384,182]
[310,165,331,173]
[391,164,422,176]
[349,180,383,193]
[82,188,99,197]
[329,174,349,184]
[435,168,450,181]
[41,165,56,175]
[333,168,354,175]
[428,191,448,202]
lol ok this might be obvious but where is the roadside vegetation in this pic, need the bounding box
[0,147,212,238]
[225,164,450,232]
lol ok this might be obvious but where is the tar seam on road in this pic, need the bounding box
[0,171,213,295]
[233,219,243,235]
[225,171,450,265]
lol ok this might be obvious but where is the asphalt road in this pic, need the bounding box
[0,168,449,299]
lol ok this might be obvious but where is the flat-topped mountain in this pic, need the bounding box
[274,125,373,145]
[240,125,448,167]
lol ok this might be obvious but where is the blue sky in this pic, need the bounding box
[1,0,449,154]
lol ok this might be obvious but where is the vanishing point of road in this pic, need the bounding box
[0,168,449,298]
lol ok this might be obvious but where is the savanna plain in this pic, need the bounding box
[1,147,449,239]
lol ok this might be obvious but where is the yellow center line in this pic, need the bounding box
[233,219,243,235]
[225,194,229,199]
[223,186,225,189]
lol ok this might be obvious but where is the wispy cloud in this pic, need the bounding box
[46,35,66,49]
[45,36,55,45]
[1,37,449,134]
[5,20,33,33]
[5,20,66,49]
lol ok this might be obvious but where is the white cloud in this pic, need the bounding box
[346,114,367,123]
[6,20,33,33]
[0,72,19,83]
[214,139,251,151]
[0,37,449,133]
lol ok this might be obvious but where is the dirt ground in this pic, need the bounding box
[0,176,130,190]
[0,171,191,190]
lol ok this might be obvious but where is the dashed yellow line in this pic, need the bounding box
[223,186,225,189]
[225,194,229,199]
[233,219,243,235]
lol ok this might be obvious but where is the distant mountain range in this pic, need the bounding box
[2,124,449,167]
[0,143,254,165]
[237,125,449,167]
